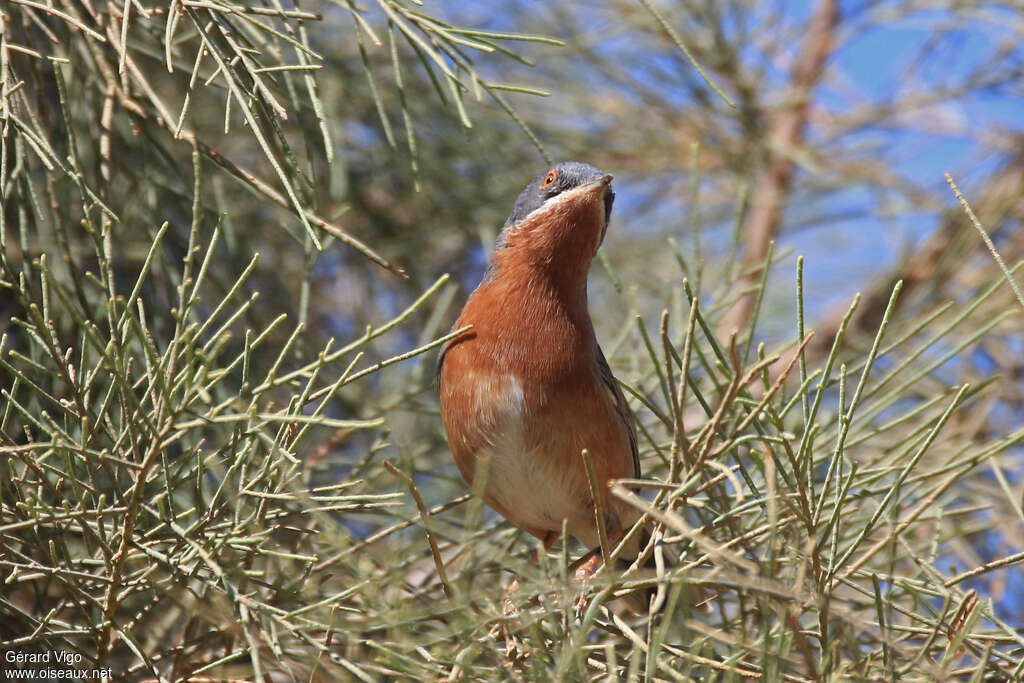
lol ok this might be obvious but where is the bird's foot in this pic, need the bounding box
[572,552,603,582]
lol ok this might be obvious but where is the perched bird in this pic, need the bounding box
[439,162,642,563]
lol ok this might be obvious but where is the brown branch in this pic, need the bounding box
[808,147,1024,356]
[720,0,839,336]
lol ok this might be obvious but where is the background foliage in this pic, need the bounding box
[2,0,1024,680]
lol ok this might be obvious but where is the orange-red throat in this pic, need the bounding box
[493,177,613,291]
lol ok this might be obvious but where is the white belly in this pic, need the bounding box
[471,375,587,535]
[483,435,586,535]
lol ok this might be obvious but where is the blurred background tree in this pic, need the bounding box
[2,0,1024,679]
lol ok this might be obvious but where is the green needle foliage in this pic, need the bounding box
[3,1,1024,681]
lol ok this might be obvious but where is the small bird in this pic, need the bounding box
[439,162,641,564]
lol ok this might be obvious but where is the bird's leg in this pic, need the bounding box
[566,547,604,616]
[532,529,560,563]
[573,551,603,581]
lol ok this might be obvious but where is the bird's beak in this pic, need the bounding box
[582,174,613,192]
[599,176,614,246]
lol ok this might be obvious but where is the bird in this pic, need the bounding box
[438,161,643,569]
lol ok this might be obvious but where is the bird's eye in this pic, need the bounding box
[540,170,558,189]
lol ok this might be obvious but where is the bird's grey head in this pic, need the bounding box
[499,161,615,243]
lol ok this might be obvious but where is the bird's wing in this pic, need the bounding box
[436,324,472,381]
[436,336,453,379]
[596,347,640,478]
